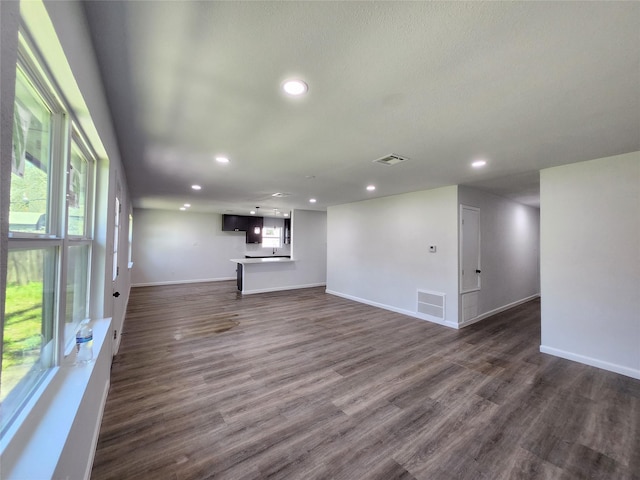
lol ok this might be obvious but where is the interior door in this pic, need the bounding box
[460,205,481,293]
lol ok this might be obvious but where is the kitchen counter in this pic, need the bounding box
[231,257,294,264]
[231,257,301,294]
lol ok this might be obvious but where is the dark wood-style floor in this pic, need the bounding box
[91,281,640,480]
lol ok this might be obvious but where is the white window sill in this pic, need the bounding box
[0,318,112,480]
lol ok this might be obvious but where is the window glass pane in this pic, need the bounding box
[65,245,90,348]
[262,227,282,248]
[67,144,88,236]
[2,248,57,429]
[128,213,133,265]
[113,196,120,281]
[9,67,52,234]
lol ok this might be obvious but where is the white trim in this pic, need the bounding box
[83,378,110,480]
[461,287,480,294]
[112,289,131,355]
[540,345,640,380]
[458,294,540,328]
[325,289,459,329]
[132,277,235,288]
[1,318,111,479]
[0,369,57,451]
[459,204,481,294]
[242,282,326,295]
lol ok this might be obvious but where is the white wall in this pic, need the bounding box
[131,209,246,286]
[458,186,540,325]
[235,209,326,294]
[327,186,459,327]
[132,209,323,288]
[290,209,327,286]
[540,151,640,379]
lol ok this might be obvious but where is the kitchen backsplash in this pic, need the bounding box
[244,243,291,256]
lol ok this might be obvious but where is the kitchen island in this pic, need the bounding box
[231,257,299,294]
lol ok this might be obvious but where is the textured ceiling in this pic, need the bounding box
[83,1,640,215]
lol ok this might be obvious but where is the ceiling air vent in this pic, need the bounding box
[373,154,408,166]
[271,192,291,198]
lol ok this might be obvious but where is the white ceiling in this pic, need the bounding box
[83,1,640,216]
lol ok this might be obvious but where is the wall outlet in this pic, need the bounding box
[429,245,437,253]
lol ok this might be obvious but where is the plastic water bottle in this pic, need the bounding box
[75,320,94,364]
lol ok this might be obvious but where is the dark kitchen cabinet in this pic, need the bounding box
[283,218,291,245]
[222,214,248,232]
[245,216,264,243]
[236,264,243,291]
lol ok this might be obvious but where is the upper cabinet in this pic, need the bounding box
[245,216,264,244]
[284,218,291,245]
[222,214,249,232]
[223,214,290,245]
[222,214,264,243]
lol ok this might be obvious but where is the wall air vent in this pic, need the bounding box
[373,154,408,166]
[417,290,445,320]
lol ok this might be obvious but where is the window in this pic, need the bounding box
[64,244,90,349]
[128,210,133,267]
[262,226,282,248]
[67,141,91,237]
[2,40,96,433]
[64,136,94,348]
[9,67,53,235]
[1,248,57,420]
[3,60,61,430]
[112,195,120,281]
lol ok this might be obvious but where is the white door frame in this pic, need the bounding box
[459,204,481,294]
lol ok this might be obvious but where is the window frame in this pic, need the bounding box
[2,30,97,435]
[66,131,96,240]
[9,56,66,241]
[261,226,283,249]
[62,131,96,350]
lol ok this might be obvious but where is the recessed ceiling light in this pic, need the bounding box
[179,207,186,211]
[472,160,487,168]
[184,203,191,207]
[216,156,229,163]
[284,213,289,217]
[191,184,201,190]
[250,210,256,215]
[283,79,308,96]
[366,185,376,191]
[309,198,317,203]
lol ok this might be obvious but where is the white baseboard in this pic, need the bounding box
[540,345,640,380]
[458,293,540,328]
[132,277,235,287]
[325,290,459,329]
[241,283,326,295]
